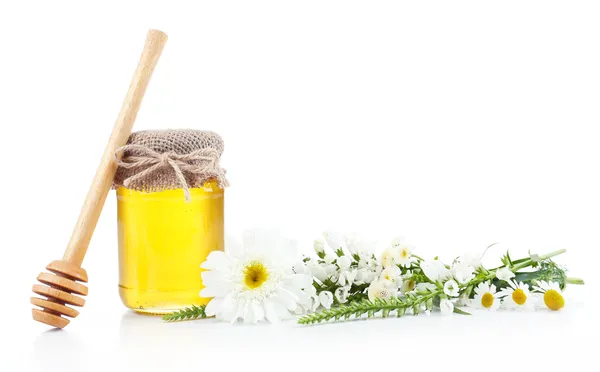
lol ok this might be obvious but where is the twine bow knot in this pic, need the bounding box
[115,144,228,202]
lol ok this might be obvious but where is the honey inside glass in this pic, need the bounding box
[117,181,224,314]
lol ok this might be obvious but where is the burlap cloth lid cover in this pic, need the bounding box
[114,129,229,201]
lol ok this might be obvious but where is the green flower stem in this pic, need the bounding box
[511,249,566,272]
[566,277,585,285]
[162,305,208,322]
[298,290,442,325]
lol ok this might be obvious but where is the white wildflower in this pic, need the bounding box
[416,282,438,293]
[440,298,454,315]
[334,286,350,304]
[452,263,475,285]
[381,247,399,269]
[355,268,376,284]
[318,291,334,309]
[337,255,352,270]
[380,266,402,288]
[322,230,346,252]
[309,262,328,282]
[391,238,414,267]
[496,267,515,282]
[313,238,325,256]
[443,279,460,297]
[367,280,394,301]
[420,259,450,282]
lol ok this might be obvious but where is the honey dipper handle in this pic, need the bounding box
[63,29,168,267]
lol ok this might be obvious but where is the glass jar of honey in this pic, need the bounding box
[113,129,228,314]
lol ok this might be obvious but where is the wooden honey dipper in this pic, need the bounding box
[31,29,168,328]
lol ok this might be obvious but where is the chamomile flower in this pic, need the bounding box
[200,229,312,324]
[469,281,501,310]
[533,281,565,311]
[500,280,535,311]
[368,280,394,301]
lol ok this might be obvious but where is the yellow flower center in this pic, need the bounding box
[401,250,408,258]
[512,289,527,305]
[481,292,494,308]
[544,289,565,311]
[243,261,269,289]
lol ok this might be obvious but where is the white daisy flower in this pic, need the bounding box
[499,280,535,311]
[469,281,501,310]
[420,259,450,282]
[533,281,565,311]
[200,229,313,324]
[443,279,460,297]
[496,267,516,282]
[368,280,394,301]
[440,298,454,316]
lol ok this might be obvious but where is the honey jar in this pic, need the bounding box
[113,130,228,314]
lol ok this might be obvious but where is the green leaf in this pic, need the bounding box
[453,307,472,316]
[163,305,208,322]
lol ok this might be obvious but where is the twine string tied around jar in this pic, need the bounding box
[115,144,228,202]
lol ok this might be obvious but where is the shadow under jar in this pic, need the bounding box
[113,129,228,314]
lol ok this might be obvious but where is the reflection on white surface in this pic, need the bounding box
[32,329,85,372]
[8,300,592,372]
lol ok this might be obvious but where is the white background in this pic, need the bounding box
[1,1,598,371]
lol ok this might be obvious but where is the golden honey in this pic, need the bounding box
[117,181,224,314]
